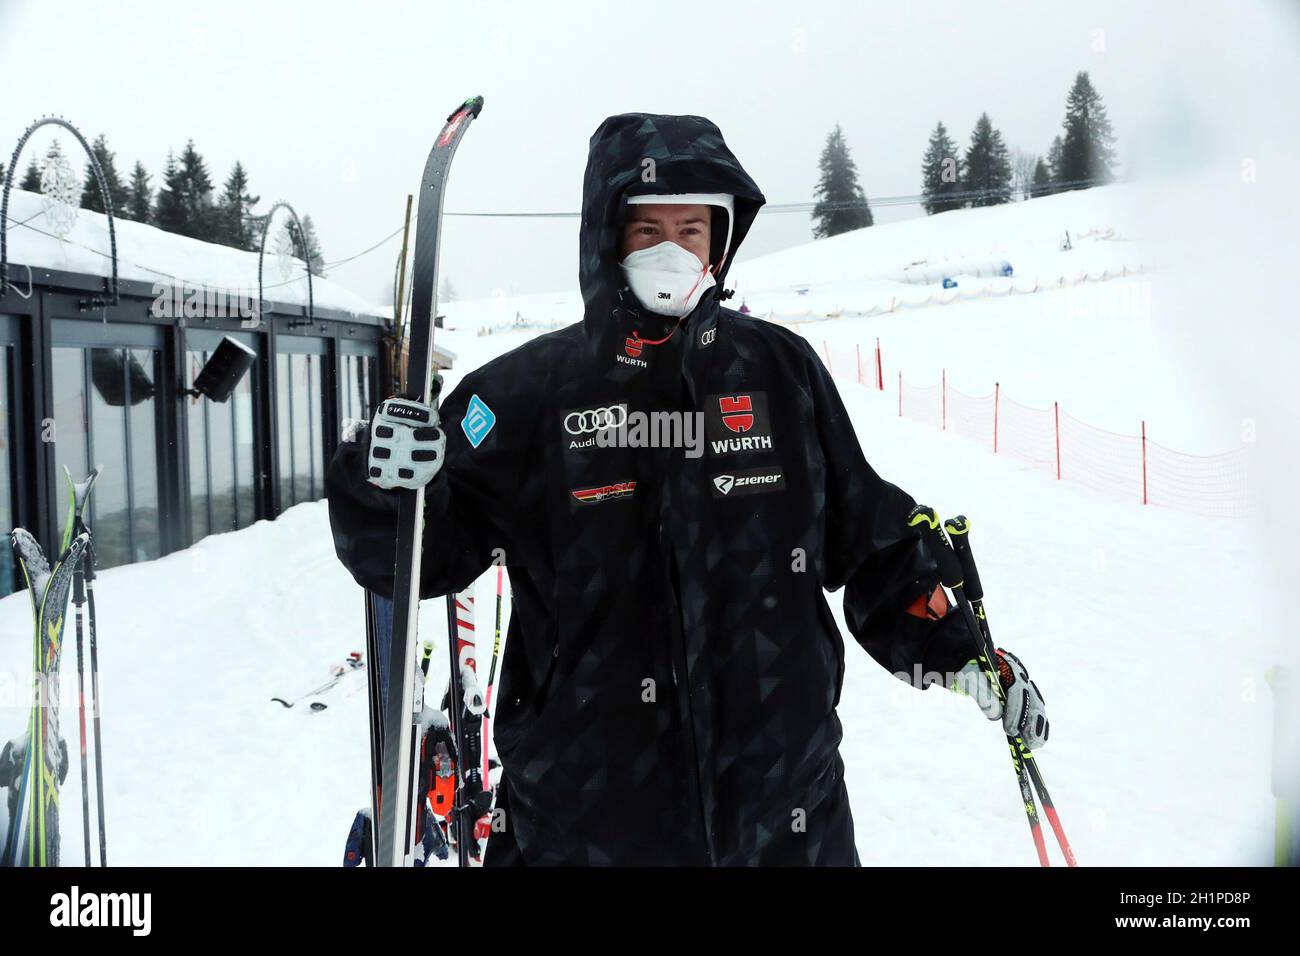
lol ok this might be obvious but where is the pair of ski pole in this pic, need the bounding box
[69,494,108,867]
[907,505,1077,867]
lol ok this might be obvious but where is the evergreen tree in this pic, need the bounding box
[80,134,130,215]
[126,162,152,223]
[1030,157,1053,198]
[962,113,1012,207]
[19,157,41,191]
[176,140,217,240]
[1046,135,1065,190]
[1057,71,1117,188]
[153,151,186,233]
[216,162,260,250]
[811,124,872,238]
[287,214,326,276]
[440,276,456,302]
[920,121,963,215]
[0,162,5,188]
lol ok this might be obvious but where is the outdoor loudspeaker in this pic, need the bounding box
[190,336,256,403]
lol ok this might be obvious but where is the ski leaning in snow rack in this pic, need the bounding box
[63,465,107,866]
[377,94,485,868]
[3,529,91,867]
[907,506,1077,867]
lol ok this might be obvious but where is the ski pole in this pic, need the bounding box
[483,566,504,789]
[72,549,92,865]
[943,515,1077,866]
[83,536,108,866]
[907,505,1050,867]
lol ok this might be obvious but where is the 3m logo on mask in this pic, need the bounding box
[711,467,785,498]
[705,392,773,455]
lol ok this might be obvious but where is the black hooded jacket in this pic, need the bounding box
[326,113,982,865]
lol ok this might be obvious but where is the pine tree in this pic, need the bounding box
[440,276,456,302]
[20,157,41,191]
[1057,71,1117,188]
[80,134,130,214]
[0,162,5,188]
[176,140,216,240]
[153,151,186,233]
[920,121,963,215]
[811,124,872,239]
[287,214,325,276]
[1046,135,1065,193]
[216,162,260,250]
[963,113,1012,207]
[1030,157,1053,198]
[126,162,152,223]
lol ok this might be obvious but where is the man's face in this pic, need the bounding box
[620,203,712,268]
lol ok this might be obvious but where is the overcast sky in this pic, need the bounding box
[2,0,1296,303]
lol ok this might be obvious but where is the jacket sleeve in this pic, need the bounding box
[804,340,981,688]
[326,371,518,600]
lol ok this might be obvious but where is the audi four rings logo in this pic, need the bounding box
[564,405,628,434]
[700,328,716,345]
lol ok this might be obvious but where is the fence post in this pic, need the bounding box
[942,369,947,431]
[876,337,883,391]
[823,340,832,374]
[1141,419,1149,505]
[1054,401,1061,480]
[856,343,862,385]
[994,382,1000,453]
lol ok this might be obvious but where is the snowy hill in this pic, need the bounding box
[0,177,1285,865]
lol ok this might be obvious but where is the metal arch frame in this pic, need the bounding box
[1,116,120,305]
[257,200,315,330]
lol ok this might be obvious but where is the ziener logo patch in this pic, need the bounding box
[711,467,785,498]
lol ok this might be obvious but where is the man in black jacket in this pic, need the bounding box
[327,113,1048,866]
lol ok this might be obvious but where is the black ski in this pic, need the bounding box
[377,94,484,868]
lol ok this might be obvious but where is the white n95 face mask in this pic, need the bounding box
[621,240,715,318]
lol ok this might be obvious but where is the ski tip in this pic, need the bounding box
[463,95,485,118]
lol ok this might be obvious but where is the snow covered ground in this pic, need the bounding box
[1,178,1289,865]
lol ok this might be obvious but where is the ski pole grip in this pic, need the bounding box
[943,515,984,603]
[906,505,963,591]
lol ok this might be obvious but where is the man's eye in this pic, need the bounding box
[637,226,657,235]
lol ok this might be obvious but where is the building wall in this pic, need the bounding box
[0,269,391,596]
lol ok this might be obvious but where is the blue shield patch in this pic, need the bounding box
[461,394,496,448]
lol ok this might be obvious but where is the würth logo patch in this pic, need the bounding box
[710,467,785,498]
[705,392,773,455]
[617,337,648,369]
[572,481,636,504]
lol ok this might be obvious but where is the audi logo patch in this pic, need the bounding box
[564,404,628,435]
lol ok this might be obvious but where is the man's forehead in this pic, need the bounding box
[625,203,710,223]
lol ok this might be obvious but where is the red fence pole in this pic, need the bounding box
[875,337,883,391]
[856,343,862,385]
[993,382,1000,453]
[942,369,947,431]
[1141,420,1149,505]
[1054,401,1061,480]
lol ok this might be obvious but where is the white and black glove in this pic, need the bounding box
[366,396,446,490]
[949,648,1049,750]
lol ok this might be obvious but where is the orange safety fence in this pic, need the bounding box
[817,338,1253,519]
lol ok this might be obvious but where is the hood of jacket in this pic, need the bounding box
[578,113,766,350]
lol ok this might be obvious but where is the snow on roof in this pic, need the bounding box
[2,188,383,318]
